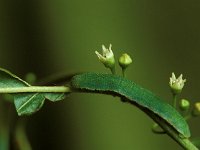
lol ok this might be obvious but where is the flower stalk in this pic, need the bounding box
[169,73,186,108]
[118,53,132,77]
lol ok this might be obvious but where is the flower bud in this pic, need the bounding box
[179,99,190,111]
[169,73,186,95]
[118,53,132,69]
[192,102,200,116]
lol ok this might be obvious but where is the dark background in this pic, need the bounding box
[0,0,200,149]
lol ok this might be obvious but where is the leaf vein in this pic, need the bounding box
[17,93,39,112]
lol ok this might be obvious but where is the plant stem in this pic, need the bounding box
[0,86,71,93]
[152,114,198,150]
[167,128,198,150]
[192,137,200,148]
[72,86,198,150]
[173,94,177,109]
[122,68,126,77]
[110,67,116,75]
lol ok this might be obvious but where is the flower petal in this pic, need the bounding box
[95,51,106,61]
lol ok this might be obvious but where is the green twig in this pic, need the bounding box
[0,86,71,93]
[151,113,198,150]
[110,67,116,75]
[173,94,177,109]
[122,68,125,77]
[192,137,200,148]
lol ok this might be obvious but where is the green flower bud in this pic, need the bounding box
[169,73,186,95]
[95,44,115,70]
[192,102,200,116]
[118,53,132,69]
[179,99,190,111]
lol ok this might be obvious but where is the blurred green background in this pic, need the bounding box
[0,0,200,149]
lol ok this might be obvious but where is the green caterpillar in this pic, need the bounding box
[71,72,190,138]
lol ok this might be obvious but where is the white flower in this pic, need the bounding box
[169,72,186,94]
[95,44,115,69]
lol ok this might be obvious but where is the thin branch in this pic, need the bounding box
[0,86,71,93]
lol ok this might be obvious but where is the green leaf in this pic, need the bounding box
[44,93,65,102]
[0,68,30,88]
[0,68,66,116]
[14,93,45,116]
